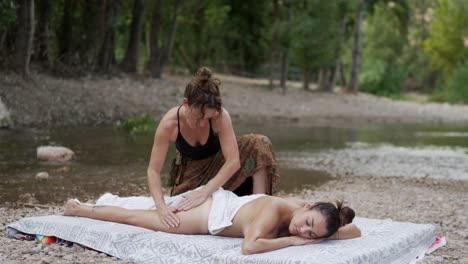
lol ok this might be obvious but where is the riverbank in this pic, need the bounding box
[1,175,466,263]
[2,71,468,128]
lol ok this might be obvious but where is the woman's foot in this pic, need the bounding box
[64,199,80,216]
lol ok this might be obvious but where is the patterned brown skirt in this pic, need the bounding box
[169,134,280,196]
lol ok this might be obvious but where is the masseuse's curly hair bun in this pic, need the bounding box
[312,200,355,238]
[184,67,222,115]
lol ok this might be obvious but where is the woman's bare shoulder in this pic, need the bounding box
[282,197,306,207]
[211,107,233,132]
[157,107,180,135]
[254,196,290,210]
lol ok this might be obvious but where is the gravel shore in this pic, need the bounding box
[2,71,468,263]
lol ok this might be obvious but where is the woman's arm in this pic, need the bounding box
[328,223,361,240]
[203,109,240,194]
[175,109,240,211]
[147,115,179,228]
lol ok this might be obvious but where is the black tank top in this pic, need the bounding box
[175,105,221,160]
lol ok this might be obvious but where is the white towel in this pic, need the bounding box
[209,188,265,234]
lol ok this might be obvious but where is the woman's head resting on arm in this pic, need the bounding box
[289,200,355,239]
[183,67,223,128]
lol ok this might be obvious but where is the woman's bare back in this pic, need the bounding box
[216,196,302,238]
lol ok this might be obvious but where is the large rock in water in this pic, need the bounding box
[0,97,12,128]
[37,146,75,162]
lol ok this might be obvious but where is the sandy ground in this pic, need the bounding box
[1,71,468,263]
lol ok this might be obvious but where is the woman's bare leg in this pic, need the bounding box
[64,198,212,235]
[252,168,267,194]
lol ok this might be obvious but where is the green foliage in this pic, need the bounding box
[173,0,273,74]
[360,57,407,96]
[427,88,447,103]
[115,0,135,63]
[0,0,16,31]
[115,114,157,134]
[445,64,468,104]
[289,1,340,70]
[174,1,232,71]
[218,0,271,73]
[360,3,408,96]
[423,0,468,78]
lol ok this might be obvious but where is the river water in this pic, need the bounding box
[1,122,468,204]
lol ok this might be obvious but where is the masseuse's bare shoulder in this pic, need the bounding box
[156,107,179,140]
[211,107,232,133]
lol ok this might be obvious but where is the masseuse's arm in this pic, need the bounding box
[175,109,240,211]
[147,114,179,228]
[203,109,240,193]
[241,203,318,255]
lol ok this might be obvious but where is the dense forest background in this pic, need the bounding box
[1,0,467,102]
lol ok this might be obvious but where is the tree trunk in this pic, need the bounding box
[13,0,35,75]
[330,14,347,92]
[348,0,365,93]
[147,0,163,78]
[175,45,198,74]
[58,0,74,62]
[161,0,180,67]
[269,0,280,89]
[319,68,332,91]
[303,67,310,91]
[280,2,291,95]
[318,69,323,90]
[120,0,144,73]
[193,6,205,72]
[280,51,288,95]
[34,0,52,66]
[0,31,6,51]
[82,0,105,70]
[339,60,347,87]
[98,0,119,73]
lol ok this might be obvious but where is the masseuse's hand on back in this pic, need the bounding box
[156,204,179,228]
[174,188,209,212]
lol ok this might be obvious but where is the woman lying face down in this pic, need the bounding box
[64,189,361,255]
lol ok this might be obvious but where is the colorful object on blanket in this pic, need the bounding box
[5,227,35,241]
[6,227,74,247]
[36,234,57,244]
[427,235,447,254]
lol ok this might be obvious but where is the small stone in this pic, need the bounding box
[53,166,71,173]
[35,172,49,181]
[37,146,74,162]
[33,244,43,254]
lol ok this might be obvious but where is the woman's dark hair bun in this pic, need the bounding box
[336,200,355,226]
[196,67,212,79]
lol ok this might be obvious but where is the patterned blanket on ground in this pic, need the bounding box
[8,216,435,264]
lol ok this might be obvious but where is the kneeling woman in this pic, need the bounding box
[64,188,361,255]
